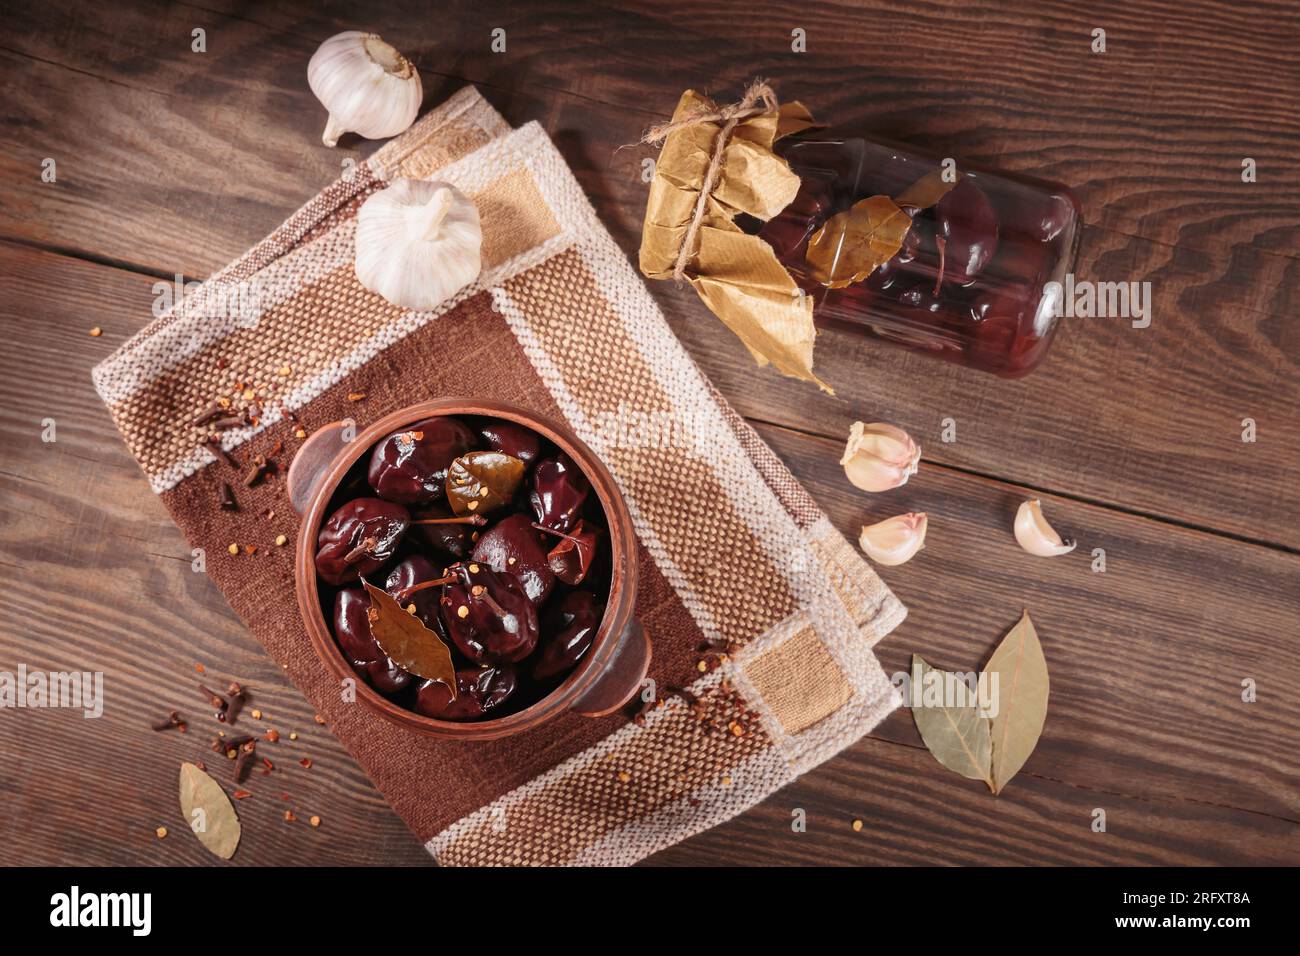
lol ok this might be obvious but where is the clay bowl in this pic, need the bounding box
[288,398,650,741]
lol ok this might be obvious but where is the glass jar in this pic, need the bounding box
[757,134,1082,377]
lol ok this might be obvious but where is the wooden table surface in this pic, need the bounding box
[1,0,1297,867]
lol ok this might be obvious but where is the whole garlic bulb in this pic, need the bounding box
[355,179,482,311]
[308,31,422,147]
[840,422,921,492]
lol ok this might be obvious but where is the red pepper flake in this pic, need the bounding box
[284,810,297,823]
[313,714,326,725]
[264,729,280,742]
[232,789,252,800]
[194,663,205,674]
[299,758,313,769]
[262,757,275,771]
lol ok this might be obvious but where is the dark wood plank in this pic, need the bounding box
[3,1,1296,552]
[0,242,430,866]
[4,0,1297,264]
[2,241,1296,865]
[649,736,1300,866]
[756,420,1300,825]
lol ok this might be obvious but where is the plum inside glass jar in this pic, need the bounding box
[314,414,611,722]
[757,135,1082,377]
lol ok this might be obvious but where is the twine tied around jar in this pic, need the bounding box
[640,79,779,282]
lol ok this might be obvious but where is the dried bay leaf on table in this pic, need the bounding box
[178,762,240,859]
[985,611,1050,794]
[361,578,457,695]
[911,655,993,786]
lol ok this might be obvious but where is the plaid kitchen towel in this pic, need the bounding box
[92,86,905,866]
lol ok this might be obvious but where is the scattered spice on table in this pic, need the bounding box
[151,710,187,732]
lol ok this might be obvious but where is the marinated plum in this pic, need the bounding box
[414,665,517,720]
[332,587,413,694]
[471,512,556,606]
[533,590,604,681]
[440,562,539,664]
[321,414,612,721]
[315,497,410,586]
[530,453,590,533]
[367,417,477,504]
[767,133,1079,376]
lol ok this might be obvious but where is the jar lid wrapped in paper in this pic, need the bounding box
[638,80,831,391]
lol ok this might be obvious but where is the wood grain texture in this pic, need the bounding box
[2,0,1294,550]
[0,0,1296,867]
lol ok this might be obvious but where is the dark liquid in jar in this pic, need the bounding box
[758,136,1082,377]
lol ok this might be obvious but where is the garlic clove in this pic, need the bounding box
[1014,499,1076,557]
[355,179,482,311]
[840,421,921,492]
[859,512,928,566]
[308,31,422,147]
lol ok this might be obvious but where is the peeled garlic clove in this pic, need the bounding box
[859,512,928,566]
[308,31,422,147]
[1014,499,1076,557]
[355,179,482,311]
[840,421,921,492]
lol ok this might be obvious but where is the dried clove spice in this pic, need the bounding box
[233,739,257,783]
[218,482,238,511]
[241,456,271,488]
[198,684,229,722]
[204,437,240,470]
[698,637,739,656]
[666,685,699,706]
[631,695,658,726]
[151,710,187,732]
[193,404,227,427]
[225,681,246,723]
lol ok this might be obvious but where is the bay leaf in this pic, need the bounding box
[894,168,960,212]
[446,451,525,517]
[805,194,911,288]
[361,578,457,695]
[985,611,1050,794]
[910,655,993,786]
[178,761,240,860]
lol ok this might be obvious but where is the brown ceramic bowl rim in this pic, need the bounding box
[294,398,638,740]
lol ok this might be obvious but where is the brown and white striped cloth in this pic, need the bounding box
[93,87,905,866]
